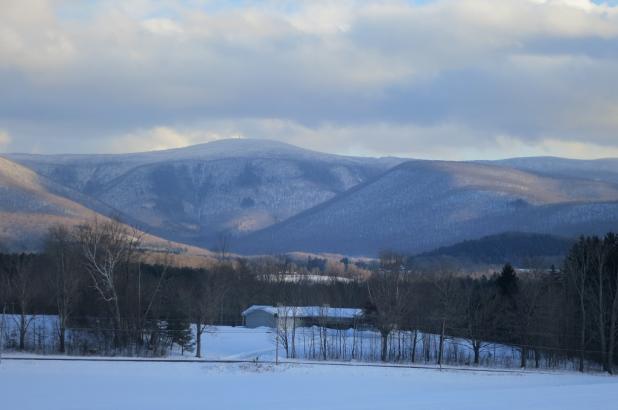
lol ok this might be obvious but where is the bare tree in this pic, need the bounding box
[367,267,410,362]
[459,278,494,366]
[215,231,232,262]
[516,272,546,368]
[1,253,37,350]
[44,225,83,353]
[77,218,141,348]
[564,238,593,372]
[133,249,173,352]
[432,272,457,367]
[189,266,231,358]
[276,305,293,359]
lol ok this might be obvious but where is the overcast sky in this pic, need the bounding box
[1,0,617,159]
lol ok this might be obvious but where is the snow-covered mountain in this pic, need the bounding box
[489,157,618,184]
[4,139,618,256]
[6,139,402,248]
[0,157,105,250]
[237,160,618,255]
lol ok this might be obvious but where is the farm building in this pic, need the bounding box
[242,305,364,329]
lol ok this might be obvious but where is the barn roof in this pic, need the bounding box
[242,305,363,319]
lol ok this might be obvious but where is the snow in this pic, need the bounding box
[241,305,364,319]
[0,317,573,369]
[2,321,617,409]
[1,359,617,410]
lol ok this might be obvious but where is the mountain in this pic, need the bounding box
[5,140,618,257]
[489,157,618,185]
[0,157,213,262]
[0,156,112,250]
[411,232,574,268]
[236,160,618,256]
[6,139,403,248]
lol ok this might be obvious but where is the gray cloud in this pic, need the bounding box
[1,0,617,159]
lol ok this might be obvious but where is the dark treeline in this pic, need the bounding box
[0,219,367,357]
[1,219,617,373]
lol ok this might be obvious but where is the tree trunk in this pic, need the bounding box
[411,330,418,363]
[473,341,480,365]
[59,326,66,353]
[438,319,445,366]
[380,330,389,362]
[196,324,202,358]
[608,282,618,375]
[19,314,26,351]
[520,346,527,368]
[111,297,123,350]
[598,275,609,373]
[579,296,586,373]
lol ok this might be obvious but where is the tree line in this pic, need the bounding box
[0,220,617,373]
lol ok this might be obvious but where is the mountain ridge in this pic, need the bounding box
[3,139,618,256]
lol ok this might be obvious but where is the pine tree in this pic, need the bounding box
[166,318,194,355]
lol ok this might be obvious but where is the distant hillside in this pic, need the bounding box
[237,160,618,256]
[411,232,574,268]
[489,157,618,185]
[0,157,105,250]
[4,140,618,257]
[7,139,402,248]
[0,157,212,259]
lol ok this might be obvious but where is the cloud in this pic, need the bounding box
[0,0,74,72]
[0,130,11,152]
[108,126,218,153]
[1,0,618,159]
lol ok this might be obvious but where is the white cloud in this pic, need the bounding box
[107,126,238,153]
[0,0,74,71]
[2,0,618,159]
[0,130,11,151]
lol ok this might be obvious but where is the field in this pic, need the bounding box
[2,324,618,409]
[1,358,617,410]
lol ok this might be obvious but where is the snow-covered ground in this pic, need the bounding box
[1,359,617,410]
[0,316,580,369]
[2,321,617,409]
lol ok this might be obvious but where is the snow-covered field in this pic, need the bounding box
[1,359,617,410]
[1,316,528,368]
[2,321,617,409]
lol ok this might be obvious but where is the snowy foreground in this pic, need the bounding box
[1,359,617,410]
[2,325,618,409]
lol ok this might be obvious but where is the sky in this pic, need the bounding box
[1,0,618,160]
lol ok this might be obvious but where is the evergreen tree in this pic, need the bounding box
[166,317,194,355]
[496,263,519,297]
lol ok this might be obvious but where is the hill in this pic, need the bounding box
[411,232,574,269]
[236,160,618,256]
[5,140,618,257]
[0,157,216,265]
[490,157,618,184]
[6,139,402,248]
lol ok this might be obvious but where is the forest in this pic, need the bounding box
[1,219,617,374]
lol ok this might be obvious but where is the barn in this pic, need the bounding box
[242,305,364,329]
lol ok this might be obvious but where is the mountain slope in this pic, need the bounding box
[489,157,618,185]
[0,157,210,257]
[236,160,618,256]
[412,232,574,268]
[6,139,403,247]
[0,157,107,250]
